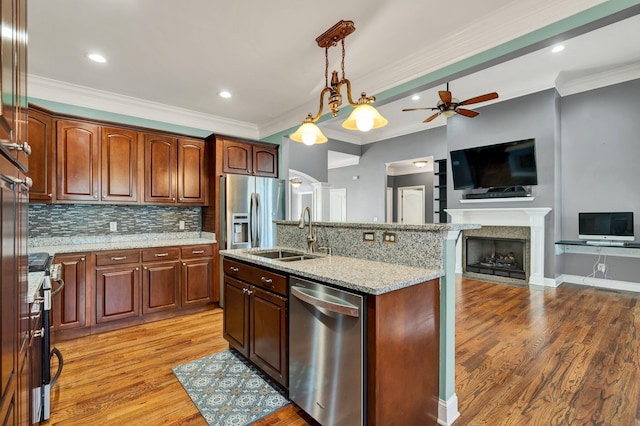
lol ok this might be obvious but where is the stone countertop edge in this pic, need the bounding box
[220,248,442,296]
[274,220,480,232]
[27,272,45,304]
[28,237,217,257]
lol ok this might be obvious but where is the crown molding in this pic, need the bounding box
[327,151,360,169]
[555,62,640,96]
[28,74,259,139]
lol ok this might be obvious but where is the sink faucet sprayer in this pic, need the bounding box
[298,206,316,253]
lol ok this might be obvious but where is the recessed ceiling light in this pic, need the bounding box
[551,45,565,53]
[411,95,420,101]
[87,53,107,63]
[218,91,232,99]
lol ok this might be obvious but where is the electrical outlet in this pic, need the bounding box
[109,221,117,232]
[597,263,606,273]
[363,231,375,242]
[179,220,185,230]
[383,232,397,244]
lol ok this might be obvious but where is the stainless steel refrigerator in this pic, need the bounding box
[220,174,285,251]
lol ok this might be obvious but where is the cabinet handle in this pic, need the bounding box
[229,266,239,272]
[93,193,98,199]
[242,288,247,294]
[47,193,53,198]
[179,198,183,201]
[111,256,127,261]
[102,195,106,199]
[183,263,187,266]
[1,140,31,155]
[154,253,169,257]
[246,290,253,295]
[32,328,45,338]
[30,311,42,320]
[81,257,85,262]
[10,176,32,188]
[260,277,273,285]
[143,266,147,270]
[172,197,176,201]
[192,250,205,254]
[135,267,139,271]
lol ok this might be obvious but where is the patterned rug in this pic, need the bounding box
[172,350,289,425]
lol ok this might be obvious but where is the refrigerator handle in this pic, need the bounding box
[255,193,261,248]
[250,193,258,247]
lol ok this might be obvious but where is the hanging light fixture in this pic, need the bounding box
[290,177,303,188]
[290,20,388,146]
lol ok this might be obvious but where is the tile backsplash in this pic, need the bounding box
[29,204,201,238]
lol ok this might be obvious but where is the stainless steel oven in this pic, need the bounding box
[41,263,64,422]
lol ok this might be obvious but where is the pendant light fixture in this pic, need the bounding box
[290,20,388,146]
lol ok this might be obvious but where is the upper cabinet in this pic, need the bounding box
[221,138,278,178]
[27,106,208,206]
[144,134,208,205]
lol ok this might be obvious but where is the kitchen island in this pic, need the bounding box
[220,220,479,425]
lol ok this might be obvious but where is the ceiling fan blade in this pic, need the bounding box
[439,91,452,104]
[402,107,438,112]
[423,112,441,123]
[456,108,480,117]
[459,92,499,106]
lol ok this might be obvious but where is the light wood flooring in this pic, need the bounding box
[44,278,640,425]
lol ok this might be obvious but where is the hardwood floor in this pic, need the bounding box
[43,278,640,425]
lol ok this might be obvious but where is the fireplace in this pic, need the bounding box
[465,236,526,280]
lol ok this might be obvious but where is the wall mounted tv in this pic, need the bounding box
[450,139,538,190]
[579,212,634,242]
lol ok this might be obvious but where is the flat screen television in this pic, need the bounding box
[450,139,538,190]
[579,212,634,241]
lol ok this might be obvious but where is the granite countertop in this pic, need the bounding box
[275,220,479,232]
[220,247,442,295]
[28,232,217,257]
[27,272,45,304]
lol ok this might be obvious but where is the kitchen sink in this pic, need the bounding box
[251,250,318,262]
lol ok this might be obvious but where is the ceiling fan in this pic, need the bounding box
[403,83,499,123]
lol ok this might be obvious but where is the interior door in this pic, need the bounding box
[329,188,347,221]
[398,186,425,224]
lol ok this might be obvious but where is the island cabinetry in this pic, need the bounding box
[220,138,278,178]
[52,253,87,331]
[222,258,288,387]
[27,108,55,202]
[142,248,180,314]
[180,245,215,306]
[95,250,141,324]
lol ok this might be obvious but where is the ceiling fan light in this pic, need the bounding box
[290,121,328,145]
[342,103,388,132]
[442,110,456,118]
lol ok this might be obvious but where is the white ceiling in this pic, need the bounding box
[27,0,638,144]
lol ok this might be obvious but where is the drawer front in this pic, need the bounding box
[223,258,287,296]
[96,250,141,266]
[181,244,213,259]
[142,247,180,262]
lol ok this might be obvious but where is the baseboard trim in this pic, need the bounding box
[558,274,640,292]
[438,394,460,425]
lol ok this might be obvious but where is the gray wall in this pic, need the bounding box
[327,126,447,222]
[559,79,640,282]
[387,172,434,222]
[446,89,559,278]
[286,138,362,182]
[29,204,201,238]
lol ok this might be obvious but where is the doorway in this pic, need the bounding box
[398,186,425,224]
[329,188,347,221]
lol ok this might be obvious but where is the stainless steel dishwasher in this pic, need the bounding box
[289,276,364,426]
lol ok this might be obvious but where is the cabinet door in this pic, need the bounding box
[223,276,250,357]
[177,138,206,205]
[181,258,212,306]
[95,265,140,323]
[52,254,87,331]
[56,120,100,202]
[27,109,55,202]
[101,127,139,203]
[142,261,179,314]
[250,286,288,387]
[222,139,252,175]
[253,145,278,177]
[144,134,177,204]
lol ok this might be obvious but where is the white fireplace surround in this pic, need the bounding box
[446,208,552,286]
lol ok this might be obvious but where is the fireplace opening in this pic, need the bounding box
[465,236,527,280]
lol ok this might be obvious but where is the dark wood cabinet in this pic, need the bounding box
[95,264,141,324]
[27,108,55,202]
[177,138,207,204]
[52,254,87,331]
[222,258,288,387]
[144,133,177,204]
[56,120,100,202]
[221,138,278,177]
[181,258,213,306]
[142,261,180,314]
[101,127,140,203]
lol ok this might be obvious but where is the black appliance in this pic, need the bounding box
[579,212,634,242]
[450,138,538,191]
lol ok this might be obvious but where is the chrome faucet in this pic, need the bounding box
[298,206,317,253]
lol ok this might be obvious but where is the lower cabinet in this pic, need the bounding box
[222,258,288,388]
[142,261,180,314]
[95,264,141,323]
[182,258,213,306]
[52,253,87,331]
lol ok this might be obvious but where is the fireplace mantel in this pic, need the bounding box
[446,208,552,286]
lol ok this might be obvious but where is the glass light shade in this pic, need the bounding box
[413,160,427,168]
[442,110,456,118]
[290,121,328,145]
[342,104,388,132]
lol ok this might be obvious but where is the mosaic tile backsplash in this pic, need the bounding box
[29,204,201,238]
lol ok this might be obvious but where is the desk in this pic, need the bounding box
[555,240,640,258]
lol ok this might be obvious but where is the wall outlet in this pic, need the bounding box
[179,220,185,230]
[363,231,375,242]
[109,221,117,232]
[597,263,606,273]
[383,232,397,244]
